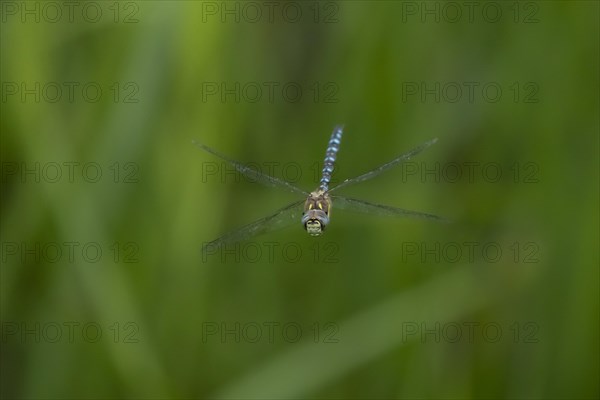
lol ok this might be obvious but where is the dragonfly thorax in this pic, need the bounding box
[302,190,331,236]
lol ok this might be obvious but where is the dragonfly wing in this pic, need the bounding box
[329,138,438,192]
[332,196,448,222]
[193,140,309,196]
[202,200,305,253]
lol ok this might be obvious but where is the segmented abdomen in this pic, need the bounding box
[319,125,344,191]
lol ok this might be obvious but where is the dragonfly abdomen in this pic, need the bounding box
[319,125,344,192]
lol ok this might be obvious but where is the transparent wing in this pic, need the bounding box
[202,200,305,253]
[332,196,448,222]
[193,140,309,196]
[329,138,438,192]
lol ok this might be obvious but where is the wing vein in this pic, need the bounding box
[202,200,305,253]
[193,140,309,196]
[330,138,438,192]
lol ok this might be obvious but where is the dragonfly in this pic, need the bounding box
[195,126,446,251]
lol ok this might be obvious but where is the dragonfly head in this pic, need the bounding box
[302,191,331,236]
[302,209,329,236]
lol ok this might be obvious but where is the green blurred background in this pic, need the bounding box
[1,1,598,399]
